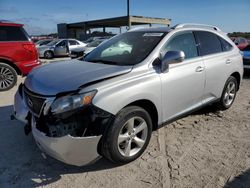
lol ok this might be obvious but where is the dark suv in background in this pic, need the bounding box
[0,21,40,91]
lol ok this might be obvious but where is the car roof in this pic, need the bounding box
[129,24,223,33]
[128,27,172,33]
[0,20,23,27]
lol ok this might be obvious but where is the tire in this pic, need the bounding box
[0,62,18,91]
[216,76,238,110]
[101,106,152,164]
[44,51,54,59]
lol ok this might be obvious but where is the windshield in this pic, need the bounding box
[46,39,59,46]
[84,31,166,66]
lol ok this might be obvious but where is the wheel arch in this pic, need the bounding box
[44,50,54,57]
[230,72,241,91]
[125,99,159,131]
[0,58,21,75]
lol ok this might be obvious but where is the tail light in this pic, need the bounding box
[22,43,38,58]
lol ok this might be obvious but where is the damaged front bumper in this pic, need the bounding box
[13,84,107,166]
[31,117,101,166]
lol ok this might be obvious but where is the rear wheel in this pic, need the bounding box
[0,63,17,91]
[44,51,54,59]
[216,76,238,110]
[101,106,152,164]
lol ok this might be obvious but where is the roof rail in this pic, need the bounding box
[174,23,221,31]
[128,26,148,32]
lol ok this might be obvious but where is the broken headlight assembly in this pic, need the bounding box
[50,90,97,114]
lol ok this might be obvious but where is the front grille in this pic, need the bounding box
[23,86,46,116]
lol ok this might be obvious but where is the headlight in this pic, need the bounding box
[50,90,97,114]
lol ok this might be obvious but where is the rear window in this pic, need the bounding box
[195,31,222,56]
[0,26,29,41]
[69,40,79,45]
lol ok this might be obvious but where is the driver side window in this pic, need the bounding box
[56,40,67,47]
[162,32,198,60]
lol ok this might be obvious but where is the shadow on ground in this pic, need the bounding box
[224,169,250,188]
[0,105,119,187]
[244,69,250,79]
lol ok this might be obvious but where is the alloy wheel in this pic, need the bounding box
[117,116,148,157]
[223,81,236,106]
[0,66,15,90]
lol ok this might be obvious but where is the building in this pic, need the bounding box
[57,15,171,40]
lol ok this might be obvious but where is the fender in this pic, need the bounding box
[91,69,163,124]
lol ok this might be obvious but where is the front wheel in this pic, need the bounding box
[216,76,238,110]
[101,106,152,164]
[44,51,54,59]
[0,63,17,91]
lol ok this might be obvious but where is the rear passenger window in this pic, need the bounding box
[219,37,233,52]
[0,26,28,41]
[69,40,78,45]
[162,31,198,59]
[195,31,222,56]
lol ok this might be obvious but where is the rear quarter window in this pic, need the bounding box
[219,37,233,52]
[0,26,29,41]
[195,31,222,56]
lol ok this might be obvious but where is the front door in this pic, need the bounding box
[54,40,67,56]
[160,31,205,121]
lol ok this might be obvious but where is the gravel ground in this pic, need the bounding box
[0,63,250,188]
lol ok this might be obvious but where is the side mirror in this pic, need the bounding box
[161,51,185,72]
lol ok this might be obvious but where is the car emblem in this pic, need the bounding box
[27,98,33,108]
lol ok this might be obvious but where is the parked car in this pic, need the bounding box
[83,36,111,44]
[13,24,243,166]
[35,39,53,47]
[241,45,250,69]
[233,37,249,50]
[37,39,86,59]
[0,21,40,91]
[70,38,108,59]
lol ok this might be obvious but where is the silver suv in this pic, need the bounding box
[13,24,243,166]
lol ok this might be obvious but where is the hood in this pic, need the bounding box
[24,59,132,96]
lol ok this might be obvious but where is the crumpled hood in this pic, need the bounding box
[24,59,132,96]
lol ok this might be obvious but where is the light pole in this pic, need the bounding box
[127,0,131,30]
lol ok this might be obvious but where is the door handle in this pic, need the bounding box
[226,59,231,64]
[195,66,204,72]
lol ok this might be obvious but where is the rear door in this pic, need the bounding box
[194,31,231,103]
[160,31,206,121]
[68,40,80,51]
[0,25,37,62]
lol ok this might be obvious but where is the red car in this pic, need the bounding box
[233,37,249,50]
[0,21,40,91]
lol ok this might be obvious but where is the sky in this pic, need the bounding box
[0,0,250,35]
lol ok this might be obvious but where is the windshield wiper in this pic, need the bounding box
[89,59,118,65]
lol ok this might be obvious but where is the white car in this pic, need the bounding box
[38,39,86,59]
